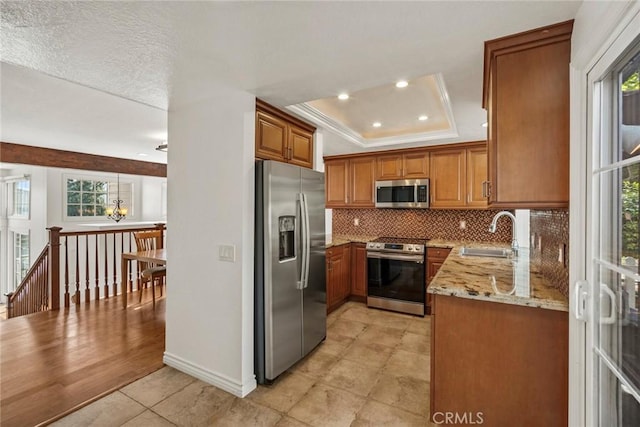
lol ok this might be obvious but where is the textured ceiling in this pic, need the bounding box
[0,1,582,159]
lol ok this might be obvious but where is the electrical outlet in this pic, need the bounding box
[354,218,359,226]
[459,220,466,230]
[531,233,536,248]
[538,236,542,252]
[219,245,236,262]
[558,244,564,263]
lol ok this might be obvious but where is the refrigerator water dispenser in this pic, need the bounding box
[278,216,295,261]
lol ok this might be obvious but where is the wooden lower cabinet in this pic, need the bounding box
[326,244,351,313]
[350,243,367,301]
[326,242,368,313]
[430,295,568,426]
[426,247,451,314]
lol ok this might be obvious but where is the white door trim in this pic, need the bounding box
[569,2,640,425]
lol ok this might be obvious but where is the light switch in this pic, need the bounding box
[219,245,236,262]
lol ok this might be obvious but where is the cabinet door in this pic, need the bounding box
[490,39,570,207]
[256,111,287,161]
[430,149,466,208]
[325,159,349,208]
[376,154,403,180]
[466,147,488,208]
[326,247,343,309]
[288,126,314,169]
[349,157,375,207]
[403,151,430,179]
[350,243,367,298]
[340,246,351,301]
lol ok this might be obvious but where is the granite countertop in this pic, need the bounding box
[326,235,378,248]
[428,242,569,312]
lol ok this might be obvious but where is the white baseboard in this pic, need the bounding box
[163,352,257,397]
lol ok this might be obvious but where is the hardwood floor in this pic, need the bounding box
[0,292,165,427]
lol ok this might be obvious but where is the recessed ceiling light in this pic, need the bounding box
[137,153,148,157]
[338,93,349,100]
[482,122,488,128]
[395,80,408,88]
[418,115,429,121]
[372,122,382,128]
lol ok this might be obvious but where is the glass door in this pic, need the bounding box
[589,39,640,426]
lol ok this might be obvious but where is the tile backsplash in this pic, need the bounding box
[332,209,513,243]
[530,210,569,298]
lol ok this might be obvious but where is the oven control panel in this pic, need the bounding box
[366,242,425,254]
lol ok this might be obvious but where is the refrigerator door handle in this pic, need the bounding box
[297,193,308,290]
[302,193,311,289]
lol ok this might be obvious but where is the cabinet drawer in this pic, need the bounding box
[427,247,451,260]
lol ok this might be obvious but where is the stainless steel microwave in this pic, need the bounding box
[374,179,430,208]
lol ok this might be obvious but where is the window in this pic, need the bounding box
[9,177,30,218]
[64,176,133,220]
[14,232,29,288]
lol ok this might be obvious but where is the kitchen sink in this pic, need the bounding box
[459,247,512,258]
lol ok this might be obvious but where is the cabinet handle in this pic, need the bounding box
[288,147,292,160]
[482,181,491,198]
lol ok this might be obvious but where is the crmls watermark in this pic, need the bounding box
[432,412,485,425]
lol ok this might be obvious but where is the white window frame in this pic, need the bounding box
[7,176,30,219]
[63,173,135,222]
[12,229,29,290]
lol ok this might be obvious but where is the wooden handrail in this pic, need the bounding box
[6,245,50,318]
[7,223,166,318]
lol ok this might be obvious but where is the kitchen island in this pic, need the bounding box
[427,243,568,426]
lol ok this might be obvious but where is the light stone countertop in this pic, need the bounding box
[326,235,378,248]
[326,235,568,312]
[427,241,569,312]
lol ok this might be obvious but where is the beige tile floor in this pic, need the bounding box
[52,302,435,426]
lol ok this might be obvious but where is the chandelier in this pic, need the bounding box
[105,174,128,222]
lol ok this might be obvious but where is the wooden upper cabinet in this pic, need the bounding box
[430,143,488,209]
[325,159,349,207]
[349,157,375,207]
[255,99,315,169]
[403,151,430,178]
[376,154,403,180]
[466,147,488,208]
[256,111,287,161]
[325,157,375,208]
[376,151,429,180]
[483,21,572,208]
[288,126,314,168]
[430,149,467,208]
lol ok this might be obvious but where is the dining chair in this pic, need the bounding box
[133,230,166,308]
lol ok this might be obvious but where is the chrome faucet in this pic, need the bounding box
[489,211,518,257]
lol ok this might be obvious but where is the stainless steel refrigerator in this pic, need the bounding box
[254,160,326,384]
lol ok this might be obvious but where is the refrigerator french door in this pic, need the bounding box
[255,160,326,384]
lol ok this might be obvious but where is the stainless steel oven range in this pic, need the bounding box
[366,237,427,316]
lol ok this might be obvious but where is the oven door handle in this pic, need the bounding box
[367,252,424,263]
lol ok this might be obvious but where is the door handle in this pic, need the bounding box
[574,280,588,321]
[600,283,617,325]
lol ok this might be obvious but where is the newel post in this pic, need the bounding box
[155,223,166,249]
[4,292,14,318]
[48,226,62,310]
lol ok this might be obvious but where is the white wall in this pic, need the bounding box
[164,85,256,397]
